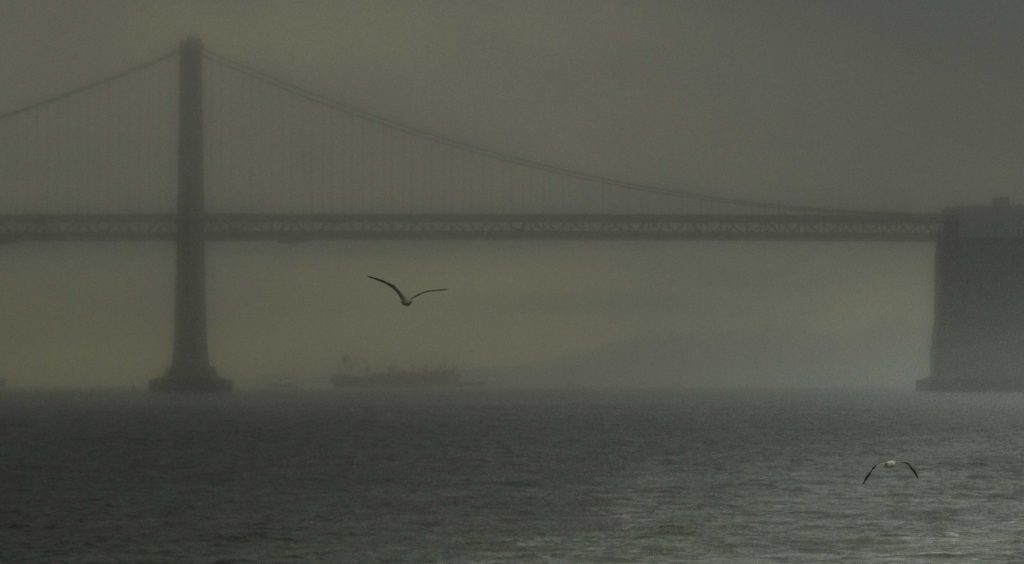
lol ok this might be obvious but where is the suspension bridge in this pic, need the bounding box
[1,38,1020,391]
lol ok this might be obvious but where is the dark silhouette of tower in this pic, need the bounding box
[149,37,231,392]
[919,198,1024,391]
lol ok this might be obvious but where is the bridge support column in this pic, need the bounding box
[150,37,230,393]
[918,198,1024,391]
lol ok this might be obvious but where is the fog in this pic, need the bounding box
[1,1,1021,389]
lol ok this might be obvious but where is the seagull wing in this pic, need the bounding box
[899,461,919,478]
[863,463,881,484]
[408,288,448,302]
[367,276,407,302]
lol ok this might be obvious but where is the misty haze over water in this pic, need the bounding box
[4,2,1024,561]
[2,0,1021,391]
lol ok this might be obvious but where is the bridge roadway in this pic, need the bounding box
[0,212,945,242]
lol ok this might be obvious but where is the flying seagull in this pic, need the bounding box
[367,275,447,306]
[862,460,919,483]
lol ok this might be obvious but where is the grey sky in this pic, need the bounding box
[0,1,1018,388]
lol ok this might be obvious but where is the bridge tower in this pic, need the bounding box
[919,198,1024,391]
[150,38,231,392]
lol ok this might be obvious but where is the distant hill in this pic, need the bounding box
[466,327,929,389]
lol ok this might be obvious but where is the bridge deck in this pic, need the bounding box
[0,213,945,242]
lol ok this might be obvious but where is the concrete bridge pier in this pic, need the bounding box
[919,198,1024,391]
[149,38,230,393]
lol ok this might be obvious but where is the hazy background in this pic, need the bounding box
[1,0,1021,389]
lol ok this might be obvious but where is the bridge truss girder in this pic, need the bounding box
[0,213,945,243]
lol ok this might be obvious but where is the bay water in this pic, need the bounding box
[2,387,1022,562]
